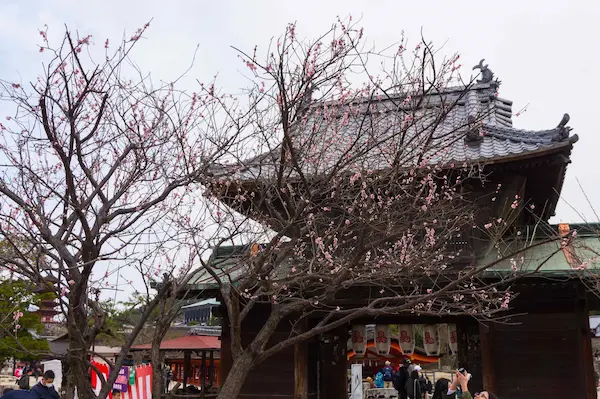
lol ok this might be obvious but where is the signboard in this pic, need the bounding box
[113,367,129,392]
[375,324,391,355]
[447,324,458,355]
[350,363,363,399]
[351,325,367,355]
[398,324,415,354]
[423,324,440,356]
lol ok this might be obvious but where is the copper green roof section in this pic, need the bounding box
[184,224,600,294]
[481,234,600,276]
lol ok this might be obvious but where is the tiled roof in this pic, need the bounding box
[186,244,289,291]
[211,82,577,181]
[186,247,247,291]
[132,335,220,351]
[182,298,220,309]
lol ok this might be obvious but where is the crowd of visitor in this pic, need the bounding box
[360,360,499,399]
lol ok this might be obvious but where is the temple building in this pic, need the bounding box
[184,65,599,399]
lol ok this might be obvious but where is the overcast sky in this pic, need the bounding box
[1,1,599,300]
[2,0,598,223]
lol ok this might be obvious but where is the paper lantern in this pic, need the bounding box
[351,325,367,355]
[375,325,391,355]
[423,324,441,356]
[447,323,458,354]
[398,324,415,355]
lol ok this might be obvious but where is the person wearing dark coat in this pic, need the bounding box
[405,370,421,399]
[17,368,33,390]
[1,388,36,398]
[30,371,59,399]
[393,359,411,399]
[431,378,450,399]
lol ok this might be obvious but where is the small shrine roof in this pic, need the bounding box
[131,335,220,351]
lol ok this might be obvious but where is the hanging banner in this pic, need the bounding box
[122,365,153,399]
[113,367,130,392]
[351,325,367,355]
[398,324,415,355]
[375,325,391,355]
[447,323,458,355]
[90,361,109,397]
[91,362,153,399]
[423,324,441,356]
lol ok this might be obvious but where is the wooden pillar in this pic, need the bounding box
[294,341,308,399]
[219,307,232,384]
[457,319,483,393]
[294,319,308,399]
[209,350,215,387]
[319,325,348,399]
[183,350,191,389]
[479,322,496,392]
[456,320,469,369]
[201,350,207,398]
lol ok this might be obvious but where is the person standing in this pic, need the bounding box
[33,363,42,380]
[405,370,421,399]
[418,372,432,398]
[381,361,395,389]
[374,371,385,388]
[17,368,33,390]
[30,371,59,399]
[394,359,411,399]
[14,365,23,380]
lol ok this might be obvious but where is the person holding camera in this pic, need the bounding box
[445,369,498,399]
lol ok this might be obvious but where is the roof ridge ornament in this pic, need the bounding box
[472,59,495,84]
[552,113,572,142]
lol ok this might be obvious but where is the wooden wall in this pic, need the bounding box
[240,338,295,398]
[489,313,583,398]
[479,281,596,399]
[219,305,297,398]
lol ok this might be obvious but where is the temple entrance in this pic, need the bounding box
[315,319,476,399]
[346,323,459,399]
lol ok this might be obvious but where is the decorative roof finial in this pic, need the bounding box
[552,113,572,142]
[472,59,494,84]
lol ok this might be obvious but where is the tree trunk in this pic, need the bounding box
[151,335,164,399]
[64,289,96,399]
[215,353,254,399]
[61,362,76,399]
[65,338,95,399]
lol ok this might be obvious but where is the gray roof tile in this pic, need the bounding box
[212,83,577,180]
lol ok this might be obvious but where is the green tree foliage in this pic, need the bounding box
[0,280,50,361]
